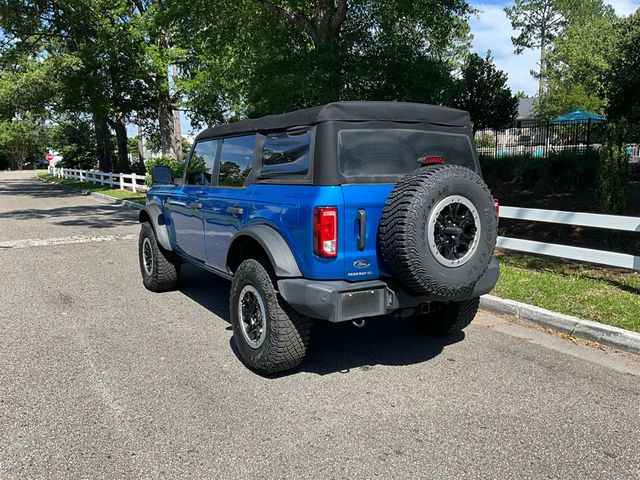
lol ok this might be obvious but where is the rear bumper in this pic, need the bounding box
[277,258,499,322]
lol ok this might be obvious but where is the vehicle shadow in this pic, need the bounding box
[179,264,464,376]
[179,264,232,324]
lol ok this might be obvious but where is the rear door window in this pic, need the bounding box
[218,135,256,187]
[339,129,475,179]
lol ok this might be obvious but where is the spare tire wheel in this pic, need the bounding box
[379,164,497,296]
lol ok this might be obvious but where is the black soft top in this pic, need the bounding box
[195,101,471,141]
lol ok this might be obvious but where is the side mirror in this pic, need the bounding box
[151,165,173,185]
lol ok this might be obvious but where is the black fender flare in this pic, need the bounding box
[227,225,302,278]
[138,203,173,251]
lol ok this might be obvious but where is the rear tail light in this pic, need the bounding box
[314,207,337,258]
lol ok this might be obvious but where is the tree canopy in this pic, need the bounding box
[453,53,518,132]
[602,10,640,123]
[0,0,636,171]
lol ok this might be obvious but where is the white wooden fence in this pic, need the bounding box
[48,165,147,192]
[46,165,638,271]
[498,206,640,271]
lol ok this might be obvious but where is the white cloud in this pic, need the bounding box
[606,0,639,16]
[469,0,639,97]
[469,4,540,96]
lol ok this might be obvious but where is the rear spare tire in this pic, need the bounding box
[379,164,497,296]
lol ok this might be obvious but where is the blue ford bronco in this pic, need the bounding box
[138,101,499,373]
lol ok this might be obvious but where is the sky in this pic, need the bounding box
[469,0,640,97]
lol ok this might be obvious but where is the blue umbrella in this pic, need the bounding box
[552,109,606,122]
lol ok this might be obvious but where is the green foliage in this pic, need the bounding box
[597,125,630,214]
[475,132,497,149]
[480,151,599,194]
[219,162,251,187]
[602,11,640,123]
[145,134,192,160]
[51,118,97,170]
[536,84,606,120]
[182,0,473,118]
[536,1,615,119]
[505,0,567,98]
[144,156,185,186]
[0,118,49,169]
[453,53,518,132]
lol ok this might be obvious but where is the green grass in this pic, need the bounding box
[494,253,640,333]
[38,173,146,205]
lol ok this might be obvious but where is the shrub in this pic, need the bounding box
[57,144,97,170]
[597,125,629,214]
[475,132,497,149]
[480,151,599,194]
[144,156,185,186]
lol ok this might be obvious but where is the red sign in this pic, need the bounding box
[45,153,54,161]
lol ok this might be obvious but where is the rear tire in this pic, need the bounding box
[230,258,313,374]
[139,222,180,292]
[416,297,480,336]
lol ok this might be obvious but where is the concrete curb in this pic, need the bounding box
[38,175,144,210]
[481,294,640,356]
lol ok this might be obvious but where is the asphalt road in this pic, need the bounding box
[1,170,639,480]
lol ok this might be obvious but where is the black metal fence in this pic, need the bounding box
[475,119,608,158]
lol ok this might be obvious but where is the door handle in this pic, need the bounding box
[167,199,187,207]
[357,209,366,251]
[226,206,244,215]
[189,202,203,209]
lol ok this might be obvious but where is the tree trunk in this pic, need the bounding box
[113,116,129,173]
[137,118,145,162]
[93,112,112,172]
[171,65,183,161]
[157,86,183,162]
[254,0,347,48]
[538,42,546,101]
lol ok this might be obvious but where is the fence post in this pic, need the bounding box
[131,176,137,193]
[119,173,124,190]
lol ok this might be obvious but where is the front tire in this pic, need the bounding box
[139,222,180,292]
[417,297,480,336]
[230,258,313,374]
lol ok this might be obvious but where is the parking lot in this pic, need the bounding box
[1,170,640,479]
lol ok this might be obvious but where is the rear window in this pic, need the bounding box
[338,129,475,178]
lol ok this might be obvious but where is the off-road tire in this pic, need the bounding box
[379,164,497,296]
[230,258,313,374]
[418,297,480,336]
[139,222,180,292]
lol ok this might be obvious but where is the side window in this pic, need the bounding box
[261,130,310,177]
[186,140,218,186]
[218,135,255,187]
